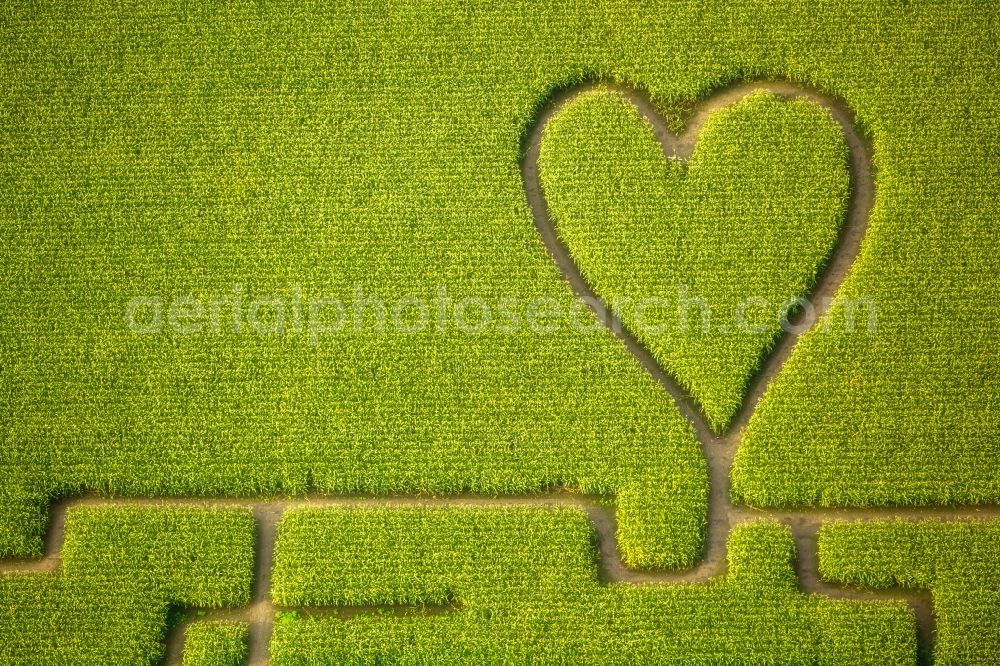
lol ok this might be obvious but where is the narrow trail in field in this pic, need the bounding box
[7,494,1000,665]
[521,78,962,665]
[1,80,993,665]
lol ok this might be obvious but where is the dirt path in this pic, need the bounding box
[522,78,873,442]
[520,78,973,664]
[0,80,991,665]
[6,494,1000,665]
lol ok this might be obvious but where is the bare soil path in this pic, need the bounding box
[520,78,995,664]
[6,493,1000,664]
[1,80,993,665]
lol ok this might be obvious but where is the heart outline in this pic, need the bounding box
[521,79,873,447]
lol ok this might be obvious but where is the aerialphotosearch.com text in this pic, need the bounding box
[125,284,877,345]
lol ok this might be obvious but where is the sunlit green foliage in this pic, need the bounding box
[182,621,249,666]
[539,89,849,431]
[0,507,254,665]
[1,1,996,573]
[820,520,1000,665]
[271,507,915,664]
[0,0,997,660]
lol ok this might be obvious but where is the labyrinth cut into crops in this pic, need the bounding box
[1,1,998,665]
